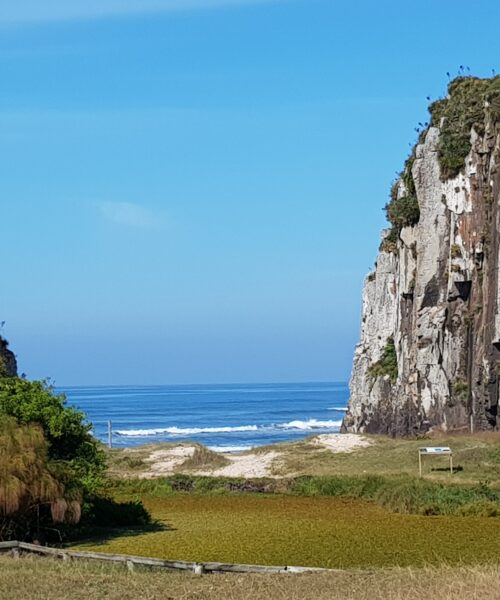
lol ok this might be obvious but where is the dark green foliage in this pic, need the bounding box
[0,337,16,378]
[368,337,398,383]
[0,378,105,494]
[452,379,469,401]
[110,474,278,496]
[292,475,386,499]
[382,156,419,253]
[385,195,420,231]
[81,496,151,528]
[429,76,500,180]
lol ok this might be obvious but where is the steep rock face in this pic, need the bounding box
[343,77,500,435]
[0,337,18,378]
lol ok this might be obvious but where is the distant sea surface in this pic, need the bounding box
[60,382,349,452]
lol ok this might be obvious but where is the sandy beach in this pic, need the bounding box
[125,433,371,479]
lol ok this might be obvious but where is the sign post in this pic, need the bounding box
[418,446,453,477]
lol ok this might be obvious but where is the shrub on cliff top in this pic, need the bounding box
[429,76,500,180]
[0,337,15,378]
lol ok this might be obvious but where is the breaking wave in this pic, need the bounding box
[116,425,258,437]
[116,419,342,438]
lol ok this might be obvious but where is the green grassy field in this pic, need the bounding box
[4,433,500,599]
[84,433,500,569]
[75,494,500,568]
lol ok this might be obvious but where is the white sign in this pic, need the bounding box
[419,447,452,454]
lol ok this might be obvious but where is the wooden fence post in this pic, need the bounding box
[108,420,113,449]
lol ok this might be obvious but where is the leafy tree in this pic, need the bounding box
[0,378,105,494]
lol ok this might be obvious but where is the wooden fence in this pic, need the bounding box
[0,541,332,575]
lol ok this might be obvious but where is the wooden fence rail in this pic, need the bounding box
[0,541,332,575]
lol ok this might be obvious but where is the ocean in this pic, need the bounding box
[61,382,349,452]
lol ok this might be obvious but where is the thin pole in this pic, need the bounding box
[418,451,422,478]
[108,419,113,449]
[450,453,453,475]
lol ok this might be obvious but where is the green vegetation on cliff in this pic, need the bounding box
[367,336,398,383]
[381,158,419,253]
[0,337,17,378]
[430,76,500,180]
[381,75,500,254]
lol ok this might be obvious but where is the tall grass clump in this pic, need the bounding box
[0,417,82,540]
[179,445,231,471]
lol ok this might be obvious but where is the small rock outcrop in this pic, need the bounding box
[343,76,500,435]
[0,337,18,378]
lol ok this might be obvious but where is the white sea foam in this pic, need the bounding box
[277,419,342,430]
[116,418,342,437]
[208,445,253,453]
[327,407,348,412]
[115,425,259,437]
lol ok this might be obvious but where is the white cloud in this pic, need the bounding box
[0,0,286,25]
[98,201,167,230]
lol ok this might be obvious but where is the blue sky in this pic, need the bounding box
[1,0,499,385]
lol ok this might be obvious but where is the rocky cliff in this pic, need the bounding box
[343,76,500,435]
[0,337,18,378]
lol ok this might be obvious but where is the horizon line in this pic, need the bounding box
[55,379,349,389]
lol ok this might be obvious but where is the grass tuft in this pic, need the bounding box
[179,444,230,471]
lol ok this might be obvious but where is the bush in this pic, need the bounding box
[0,377,152,540]
[368,337,398,383]
[382,157,419,253]
[385,195,420,230]
[81,496,151,528]
[0,378,105,494]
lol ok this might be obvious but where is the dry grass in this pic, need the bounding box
[106,432,500,485]
[106,443,168,478]
[179,444,231,471]
[0,555,499,600]
[272,432,500,484]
